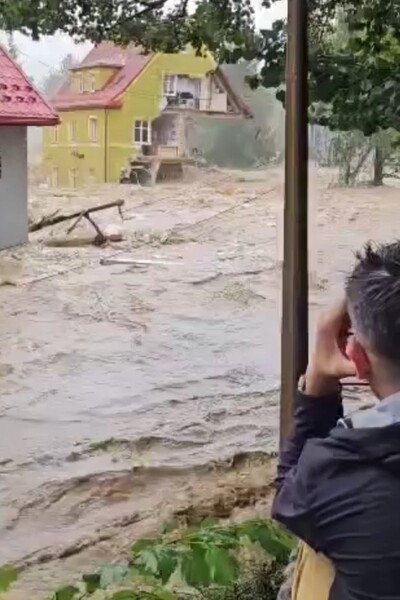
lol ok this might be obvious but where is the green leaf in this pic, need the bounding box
[100,564,130,588]
[110,591,139,600]
[82,572,101,594]
[0,566,18,592]
[205,546,239,585]
[132,544,177,584]
[151,589,177,600]
[188,526,237,550]
[129,565,160,587]
[240,522,293,562]
[52,585,80,600]
[134,548,159,575]
[181,545,211,587]
[131,539,157,554]
[156,548,178,584]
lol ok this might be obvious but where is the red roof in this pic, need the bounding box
[71,42,127,70]
[52,43,154,111]
[52,43,252,118]
[0,45,59,126]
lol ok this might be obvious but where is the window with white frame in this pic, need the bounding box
[133,120,151,145]
[89,72,96,93]
[163,74,177,97]
[88,117,98,142]
[51,125,59,143]
[51,167,59,187]
[69,168,78,188]
[79,74,85,93]
[68,120,77,143]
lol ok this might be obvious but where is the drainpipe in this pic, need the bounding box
[104,108,108,183]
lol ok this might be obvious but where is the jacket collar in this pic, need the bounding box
[347,391,400,429]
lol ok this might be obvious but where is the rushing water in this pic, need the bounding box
[2,168,391,574]
[0,180,285,564]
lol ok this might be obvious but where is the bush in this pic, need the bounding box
[201,560,285,600]
[0,519,294,599]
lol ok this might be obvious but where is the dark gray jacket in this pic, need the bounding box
[272,390,400,600]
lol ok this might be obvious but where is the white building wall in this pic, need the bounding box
[0,126,28,250]
[209,79,227,113]
[199,77,210,111]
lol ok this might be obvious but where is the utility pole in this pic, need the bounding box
[280,0,309,443]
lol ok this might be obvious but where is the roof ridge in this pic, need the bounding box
[51,44,155,110]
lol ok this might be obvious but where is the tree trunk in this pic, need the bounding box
[373,146,384,186]
[349,145,372,184]
[343,162,351,185]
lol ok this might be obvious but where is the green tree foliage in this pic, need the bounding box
[0,1,258,59]
[45,519,293,600]
[0,565,19,594]
[3,0,398,181]
[252,1,400,137]
[130,519,293,589]
[1,0,398,139]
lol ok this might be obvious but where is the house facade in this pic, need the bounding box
[0,45,59,250]
[43,43,251,187]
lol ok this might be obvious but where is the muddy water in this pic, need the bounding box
[0,171,286,567]
[0,168,397,586]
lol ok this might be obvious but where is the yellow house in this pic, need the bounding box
[42,42,252,187]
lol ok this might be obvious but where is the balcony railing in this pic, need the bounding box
[164,94,200,110]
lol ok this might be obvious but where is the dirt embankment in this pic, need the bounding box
[5,452,276,600]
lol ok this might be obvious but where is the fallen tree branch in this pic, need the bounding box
[84,214,107,245]
[66,210,86,235]
[29,200,125,233]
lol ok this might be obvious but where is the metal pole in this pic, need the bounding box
[280,0,309,443]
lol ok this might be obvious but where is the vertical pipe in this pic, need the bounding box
[280,0,309,443]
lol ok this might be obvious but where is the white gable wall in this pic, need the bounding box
[0,126,28,250]
[199,76,228,112]
[209,78,227,113]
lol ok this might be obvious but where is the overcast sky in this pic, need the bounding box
[8,0,286,85]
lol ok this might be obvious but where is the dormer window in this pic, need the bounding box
[89,72,96,93]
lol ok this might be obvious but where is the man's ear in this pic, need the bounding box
[346,336,370,380]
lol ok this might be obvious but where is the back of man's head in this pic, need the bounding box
[346,241,400,388]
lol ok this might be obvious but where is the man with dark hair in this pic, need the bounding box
[272,241,400,600]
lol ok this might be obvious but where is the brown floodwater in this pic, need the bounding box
[0,167,396,593]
